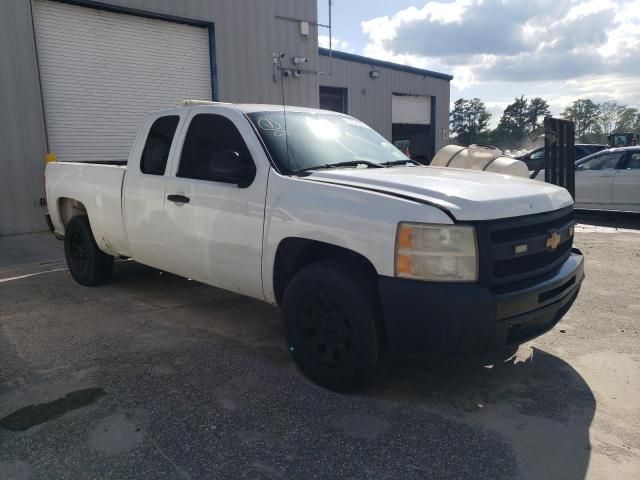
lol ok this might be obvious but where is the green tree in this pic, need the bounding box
[598,101,624,137]
[526,97,551,131]
[494,96,529,148]
[615,106,640,131]
[561,99,600,141]
[450,98,492,145]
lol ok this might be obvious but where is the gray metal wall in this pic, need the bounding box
[1,0,451,236]
[318,55,451,151]
[0,0,320,234]
[0,1,49,235]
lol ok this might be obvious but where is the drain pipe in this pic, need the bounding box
[318,0,333,76]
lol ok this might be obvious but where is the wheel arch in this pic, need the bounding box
[57,197,88,231]
[272,237,379,307]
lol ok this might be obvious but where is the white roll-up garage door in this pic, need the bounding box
[392,94,431,125]
[33,0,212,163]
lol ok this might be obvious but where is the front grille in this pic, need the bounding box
[493,241,571,278]
[491,212,574,243]
[476,207,574,287]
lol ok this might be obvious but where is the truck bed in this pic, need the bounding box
[45,161,130,256]
[65,160,128,166]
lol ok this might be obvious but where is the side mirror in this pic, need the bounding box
[209,150,256,187]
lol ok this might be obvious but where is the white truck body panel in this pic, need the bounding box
[44,103,586,381]
[158,107,270,300]
[45,102,576,305]
[305,167,573,221]
[261,171,453,303]
[46,162,130,257]
[121,109,189,271]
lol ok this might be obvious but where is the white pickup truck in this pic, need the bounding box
[46,102,584,389]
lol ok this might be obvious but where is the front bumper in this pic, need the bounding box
[378,249,584,356]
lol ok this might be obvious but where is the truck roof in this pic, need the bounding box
[150,101,345,118]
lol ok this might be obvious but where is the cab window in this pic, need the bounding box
[178,114,253,183]
[140,116,180,175]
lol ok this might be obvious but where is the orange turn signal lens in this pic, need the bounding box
[397,225,413,250]
[396,253,413,275]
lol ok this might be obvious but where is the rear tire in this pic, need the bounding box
[64,216,113,286]
[282,260,383,390]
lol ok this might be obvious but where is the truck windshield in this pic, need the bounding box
[247,111,410,173]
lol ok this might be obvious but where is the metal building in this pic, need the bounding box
[319,49,451,163]
[0,0,451,235]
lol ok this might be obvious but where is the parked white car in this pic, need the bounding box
[532,147,640,213]
[45,102,584,389]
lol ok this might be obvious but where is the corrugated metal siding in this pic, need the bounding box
[100,0,320,107]
[0,0,320,234]
[392,94,430,125]
[33,0,212,163]
[318,55,450,151]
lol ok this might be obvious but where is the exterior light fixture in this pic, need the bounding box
[369,70,380,79]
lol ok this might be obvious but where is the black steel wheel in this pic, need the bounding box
[68,230,88,272]
[299,291,353,367]
[64,216,113,286]
[282,260,383,390]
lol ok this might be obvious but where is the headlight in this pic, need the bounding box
[395,223,478,282]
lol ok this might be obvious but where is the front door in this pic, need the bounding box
[574,152,623,208]
[162,109,267,300]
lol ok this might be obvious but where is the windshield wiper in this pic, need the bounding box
[379,159,421,167]
[295,160,385,173]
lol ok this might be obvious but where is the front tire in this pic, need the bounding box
[64,216,113,286]
[282,260,383,390]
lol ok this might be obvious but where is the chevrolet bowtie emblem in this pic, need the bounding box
[546,232,561,250]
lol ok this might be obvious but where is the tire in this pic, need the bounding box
[282,260,384,390]
[64,215,114,286]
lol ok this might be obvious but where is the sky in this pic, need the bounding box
[318,0,640,127]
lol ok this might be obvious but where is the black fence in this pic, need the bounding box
[544,117,576,199]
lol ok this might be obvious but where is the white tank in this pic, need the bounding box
[431,144,530,178]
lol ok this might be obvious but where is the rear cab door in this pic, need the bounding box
[162,106,269,300]
[612,151,640,211]
[123,109,187,269]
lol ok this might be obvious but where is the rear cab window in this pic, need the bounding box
[140,116,180,175]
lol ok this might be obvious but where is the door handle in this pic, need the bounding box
[167,194,190,204]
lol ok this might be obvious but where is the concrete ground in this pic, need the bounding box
[0,212,638,480]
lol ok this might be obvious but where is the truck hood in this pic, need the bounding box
[304,166,573,221]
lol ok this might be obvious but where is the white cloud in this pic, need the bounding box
[359,0,640,110]
[318,34,353,52]
[566,0,617,20]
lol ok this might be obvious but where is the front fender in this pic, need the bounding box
[261,171,452,304]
